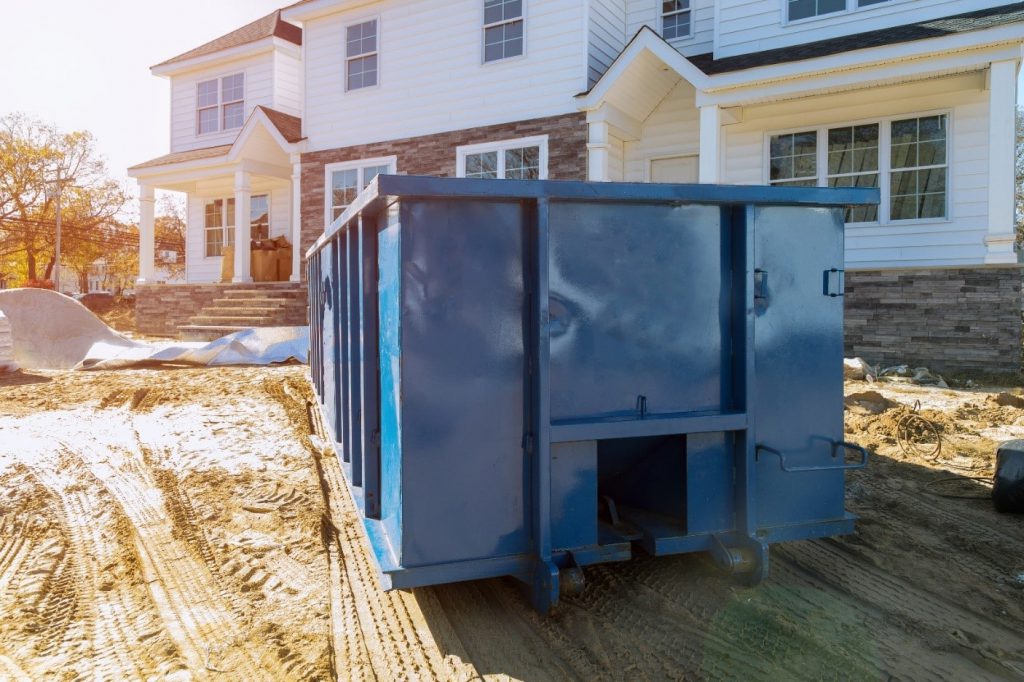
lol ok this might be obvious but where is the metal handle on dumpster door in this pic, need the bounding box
[823,268,845,297]
[754,269,768,301]
[756,441,868,472]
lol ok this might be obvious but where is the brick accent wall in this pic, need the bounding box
[299,112,587,260]
[844,267,1023,375]
[136,282,307,336]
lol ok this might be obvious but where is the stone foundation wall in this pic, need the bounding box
[136,282,307,336]
[298,112,588,263]
[844,267,1023,375]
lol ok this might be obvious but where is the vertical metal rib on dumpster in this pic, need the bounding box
[307,176,878,613]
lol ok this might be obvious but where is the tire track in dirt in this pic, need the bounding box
[29,449,186,680]
[65,436,290,681]
[270,378,480,681]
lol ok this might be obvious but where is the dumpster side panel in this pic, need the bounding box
[322,241,342,443]
[378,220,404,559]
[399,199,529,567]
[752,206,846,527]
[546,202,728,421]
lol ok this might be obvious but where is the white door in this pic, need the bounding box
[650,155,699,183]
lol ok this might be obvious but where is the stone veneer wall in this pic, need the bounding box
[136,282,306,336]
[844,266,1023,375]
[299,112,588,262]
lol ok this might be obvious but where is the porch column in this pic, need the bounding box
[985,59,1019,264]
[290,154,302,282]
[137,183,156,283]
[587,119,611,182]
[699,104,721,184]
[232,170,253,283]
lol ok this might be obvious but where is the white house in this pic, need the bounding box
[129,1,1024,372]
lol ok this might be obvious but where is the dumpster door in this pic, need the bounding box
[752,205,846,530]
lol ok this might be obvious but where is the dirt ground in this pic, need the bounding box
[0,367,1022,681]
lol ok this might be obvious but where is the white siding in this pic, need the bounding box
[185,179,293,284]
[715,0,999,59]
[302,0,587,152]
[273,50,304,117]
[622,80,700,180]
[589,0,626,86]
[719,73,990,268]
[625,0,714,56]
[170,54,275,153]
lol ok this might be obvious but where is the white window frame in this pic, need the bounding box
[202,193,270,258]
[782,0,906,26]
[456,135,549,180]
[660,0,693,41]
[344,17,380,92]
[482,0,526,64]
[323,155,397,230]
[195,72,245,136]
[763,109,952,226]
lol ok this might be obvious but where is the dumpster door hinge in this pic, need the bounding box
[523,433,535,454]
[823,268,845,297]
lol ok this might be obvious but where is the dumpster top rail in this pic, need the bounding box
[307,175,880,258]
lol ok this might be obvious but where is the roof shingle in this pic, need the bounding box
[689,2,1024,75]
[154,10,301,69]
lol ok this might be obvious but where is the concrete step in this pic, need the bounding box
[223,289,306,300]
[189,315,275,326]
[178,324,253,342]
[202,305,287,316]
[211,297,292,307]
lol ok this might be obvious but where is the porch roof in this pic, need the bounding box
[128,145,232,171]
[689,2,1024,75]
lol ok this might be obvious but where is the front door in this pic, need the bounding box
[650,155,699,183]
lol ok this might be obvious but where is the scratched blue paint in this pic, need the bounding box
[306,175,878,613]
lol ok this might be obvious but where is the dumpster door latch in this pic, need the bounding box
[823,268,845,297]
[754,269,768,302]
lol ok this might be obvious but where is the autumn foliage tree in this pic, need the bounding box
[0,113,129,287]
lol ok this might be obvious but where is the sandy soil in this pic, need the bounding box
[0,367,1022,681]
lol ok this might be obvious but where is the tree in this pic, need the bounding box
[0,113,128,285]
[155,194,186,280]
[1017,107,1024,248]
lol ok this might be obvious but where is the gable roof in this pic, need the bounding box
[689,2,1024,75]
[128,145,233,171]
[153,10,302,69]
[255,106,303,143]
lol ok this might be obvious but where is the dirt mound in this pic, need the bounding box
[844,390,897,414]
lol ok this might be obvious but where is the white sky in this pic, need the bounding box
[1,0,1022,215]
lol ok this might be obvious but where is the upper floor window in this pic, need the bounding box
[767,113,947,224]
[325,157,396,226]
[661,1,691,40]
[196,73,244,135]
[483,0,524,63]
[346,19,379,90]
[788,0,891,22]
[457,136,548,179]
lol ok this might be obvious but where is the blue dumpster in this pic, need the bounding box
[307,175,878,613]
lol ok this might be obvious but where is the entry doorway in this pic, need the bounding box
[649,155,699,183]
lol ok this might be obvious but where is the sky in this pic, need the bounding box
[0,0,285,213]
[2,0,1024,216]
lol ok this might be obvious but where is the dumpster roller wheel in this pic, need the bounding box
[559,566,585,598]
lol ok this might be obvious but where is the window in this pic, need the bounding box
[196,73,245,135]
[204,194,268,256]
[457,136,548,179]
[788,0,846,21]
[483,0,524,62]
[858,0,890,5]
[889,115,947,221]
[769,131,817,187]
[661,1,691,40]
[346,20,378,90]
[766,113,948,224]
[827,124,879,223]
[325,157,396,226]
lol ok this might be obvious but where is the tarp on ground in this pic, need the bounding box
[0,288,307,370]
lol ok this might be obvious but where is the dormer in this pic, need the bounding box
[152,10,303,153]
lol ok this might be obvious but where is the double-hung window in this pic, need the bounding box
[346,19,379,90]
[325,157,396,226]
[661,1,691,40]
[483,0,524,63]
[204,194,269,256]
[767,114,948,224]
[457,136,548,180]
[788,0,891,22]
[196,73,244,135]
